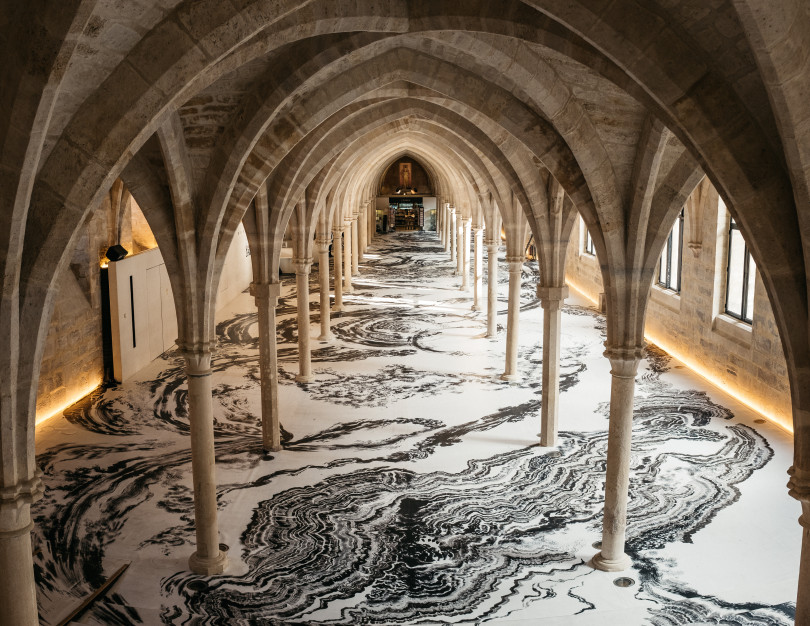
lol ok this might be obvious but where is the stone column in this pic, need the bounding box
[472,227,483,310]
[486,242,499,337]
[332,227,344,311]
[316,237,334,341]
[351,215,359,275]
[358,206,367,260]
[788,467,810,624]
[250,281,281,452]
[456,218,465,277]
[537,285,569,446]
[450,208,457,266]
[592,344,644,572]
[501,256,523,380]
[461,217,472,291]
[294,258,313,383]
[442,205,450,250]
[343,221,353,293]
[0,478,43,626]
[181,343,228,575]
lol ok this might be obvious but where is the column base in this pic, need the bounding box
[499,373,518,382]
[332,304,344,312]
[295,374,312,384]
[471,304,480,311]
[263,444,282,453]
[538,433,557,447]
[590,551,632,572]
[344,286,354,293]
[318,332,335,342]
[189,550,228,575]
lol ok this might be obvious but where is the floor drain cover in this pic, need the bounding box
[754,419,766,424]
[613,577,635,588]
[219,543,230,552]
[592,541,602,549]
[187,580,207,592]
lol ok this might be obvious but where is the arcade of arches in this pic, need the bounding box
[1,2,810,623]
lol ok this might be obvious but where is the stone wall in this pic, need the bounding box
[35,189,253,421]
[35,201,111,421]
[565,185,792,429]
[564,220,604,309]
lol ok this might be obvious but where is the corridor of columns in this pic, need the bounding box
[32,230,796,624]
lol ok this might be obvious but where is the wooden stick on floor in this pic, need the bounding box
[56,562,131,626]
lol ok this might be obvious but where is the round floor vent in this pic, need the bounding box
[613,577,635,588]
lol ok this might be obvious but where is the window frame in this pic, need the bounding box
[582,218,595,256]
[724,216,755,324]
[657,207,684,293]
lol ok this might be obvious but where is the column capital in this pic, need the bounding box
[505,256,524,272]
[249,281,281,303]
[472,224,483,232]
[315,237,330,254]
[0,474,44,535]
[486,241,499,251]
[293,258,313,274]
[537,284,569,306]
[603,342,645,378]
[177,340,214,374]
[788,466,810,504]
[462,216,472,224]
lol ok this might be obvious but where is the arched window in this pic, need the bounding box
[657,208,684,292]
[725,215,756,323]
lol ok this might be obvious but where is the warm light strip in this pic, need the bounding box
[643,332,793,435]
[35,381,102,427]
[565,279,599,307]
[565,280,792,434]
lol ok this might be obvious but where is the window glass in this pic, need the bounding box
[657,208,684,292]
[581,218,595,256]
[725,216,754,323]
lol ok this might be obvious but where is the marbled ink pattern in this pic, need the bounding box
[32,231,798,625]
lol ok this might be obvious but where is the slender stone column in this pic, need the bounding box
[456,219,465,277]
[592,344,644,572]
[0,477,43,626]
[443,205,450,250]
[486,242,499,337]
[343,222,353,293]
[294,258,313,383]
[450,208,457,267]
[332,227,344,311]
[358,206,367,260]
[181,343,228,574]
[472,227,483,310]
[351,216,359,275]
[501,256,523,380]
[461,217,472,291]
[250,281,281,451]
[537,285,569,446]
[788,467,810,624]
[316,238,334,341]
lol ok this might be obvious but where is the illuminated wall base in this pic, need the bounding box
[566,281,792,435]
[35,381,102,427]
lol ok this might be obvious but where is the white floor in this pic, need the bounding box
[33,231,798,625]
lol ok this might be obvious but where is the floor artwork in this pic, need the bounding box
[33,231,798,625]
